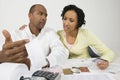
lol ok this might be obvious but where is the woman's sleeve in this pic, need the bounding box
[86,29,115,62]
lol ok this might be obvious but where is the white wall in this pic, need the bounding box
[0,0,120,56]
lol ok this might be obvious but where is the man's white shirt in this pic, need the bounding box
[0,26,69,72]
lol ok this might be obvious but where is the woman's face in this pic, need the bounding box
[62,10,78,33]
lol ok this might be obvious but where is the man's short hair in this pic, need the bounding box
[29,4,37,13]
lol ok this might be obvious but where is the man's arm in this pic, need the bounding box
[46,30,69,67]
[0,30,31,69]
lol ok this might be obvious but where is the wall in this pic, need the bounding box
[0,0,120,56]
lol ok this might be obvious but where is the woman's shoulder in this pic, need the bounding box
[57,30,64,33]
[57,30,64,35]
[78,28,90,33]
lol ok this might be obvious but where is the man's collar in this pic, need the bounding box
[27,25,45,37]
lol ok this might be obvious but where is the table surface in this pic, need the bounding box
[59,58,120,80]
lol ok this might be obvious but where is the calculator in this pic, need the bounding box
[31,70,61,80]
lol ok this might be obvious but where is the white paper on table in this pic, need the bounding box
[0,63,30,80]
[104,63,120,74]
[60,58,94,68]
[61,73,116,80]
[90,63,120,74]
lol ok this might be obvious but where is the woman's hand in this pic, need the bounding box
[97,60,109,70]
[19,24,27,30]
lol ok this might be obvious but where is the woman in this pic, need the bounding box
[57,4,115,70]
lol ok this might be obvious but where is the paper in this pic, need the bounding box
[90,63,120,74]
[61,73,116,80]
[104,63,120,74]
[60,58,94,68]
[0,63,30,80]
[25,38,47,73]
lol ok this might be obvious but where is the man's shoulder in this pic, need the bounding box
[13,25,28,34]
[43,28,56,35]
[10,26,29,41]
[42,28,60,39]
[13,28,25,35]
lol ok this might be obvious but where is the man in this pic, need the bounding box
[0,4,69,71]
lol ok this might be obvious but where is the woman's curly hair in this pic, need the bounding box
[61,4,86,29]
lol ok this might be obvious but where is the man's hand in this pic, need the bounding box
[0,30,30,69]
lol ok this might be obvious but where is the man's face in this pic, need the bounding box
[29,5,47,30]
